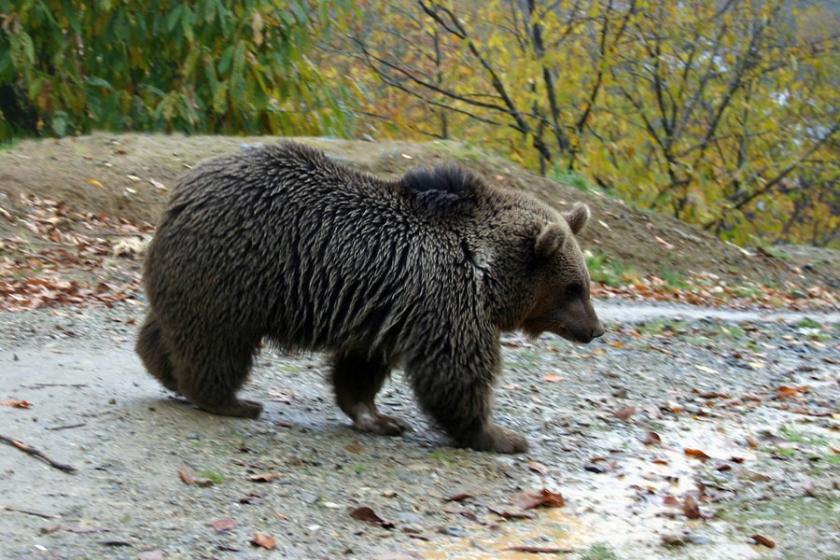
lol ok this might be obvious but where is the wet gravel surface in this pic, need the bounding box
[1,301,838,560]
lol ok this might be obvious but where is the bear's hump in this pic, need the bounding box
[401,165,485,212]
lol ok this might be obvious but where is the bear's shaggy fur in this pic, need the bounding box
[136,142,603,453]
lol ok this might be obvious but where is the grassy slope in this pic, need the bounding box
[0,133,836,292]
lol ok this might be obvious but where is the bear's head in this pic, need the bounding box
[521,203,605,344]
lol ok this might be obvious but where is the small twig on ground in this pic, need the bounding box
[0,435,77,474]
[46,423,86,431]
[2,506,60,519]
[22,383,88,390]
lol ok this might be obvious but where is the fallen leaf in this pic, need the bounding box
[683,495,702,519]
[745,436,759,449]
[148,178,167,191]
[211,518,236,532]
[614,406,636,421]
[698,391,727,399]
[517,489,565,510]
[0,399,31,409]
[344,441,364,454]
[543,373,563,383]
[85,178,104,188]
[178,467,214,487]
[655,235,675,250]
[250,531,276,550]
[751,534,775,548]
[178,467,195,485]
[248,472,281,483]
[349,506,395,529]
[684,448,711,461]
[776,385,804,399]
[663,495,681,508]
[643,431,661,445]
[444,492,475,503]
[527,461,548,475]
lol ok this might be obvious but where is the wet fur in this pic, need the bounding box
[136,142,599,452]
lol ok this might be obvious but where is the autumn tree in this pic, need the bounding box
[347,0,839,246]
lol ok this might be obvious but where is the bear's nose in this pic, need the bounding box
[592,323,605,339]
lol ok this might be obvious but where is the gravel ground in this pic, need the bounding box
[1,300,838,560]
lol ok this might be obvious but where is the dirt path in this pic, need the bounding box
[1,301,837,560]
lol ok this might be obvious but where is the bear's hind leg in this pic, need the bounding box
[172,334,263,419]
[136,311,179,393]
[331,350,407,436]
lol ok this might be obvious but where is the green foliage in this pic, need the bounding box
[658,267,688,290]
[717,324,746,340]
[796,317,822,329]
[551,167,594,193]
[0,0,353,140]
[586,251,636,287]
[197,469,224,484]
[580,544,617,560]
[779,425,828,446]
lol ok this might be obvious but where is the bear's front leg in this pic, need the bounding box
[407,344,528,454]
[331,350,409,436]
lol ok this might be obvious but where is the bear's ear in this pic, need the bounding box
[535,223,567,259]
[564,203,590,235]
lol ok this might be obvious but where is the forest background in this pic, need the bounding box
[1,0,838,248]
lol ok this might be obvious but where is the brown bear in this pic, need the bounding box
[136,142,604,453]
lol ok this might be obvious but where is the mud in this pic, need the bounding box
[1,301,838,559]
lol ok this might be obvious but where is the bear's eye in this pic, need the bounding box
[565,283,583,298]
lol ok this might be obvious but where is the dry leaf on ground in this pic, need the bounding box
[527,461,549,475]
[444,492,475,503]
[349,506,395,529]
[248,472,281,483]
[0,399,31,409]
[614,406,636,421]
[250,531,277,550]
[683,496,702,519]
[517,489,565,510]
[751,534,776,548]
[211,519,236,532]
[684,448,711,461]
[644,431,661,445]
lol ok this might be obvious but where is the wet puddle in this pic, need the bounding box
[421,421,774,559]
